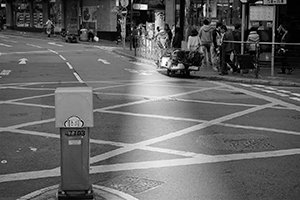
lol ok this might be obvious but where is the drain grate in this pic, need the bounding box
[197,133,276,151]
[225,139,275,151]
[100,176,165,194]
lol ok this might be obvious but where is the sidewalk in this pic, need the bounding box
[1,29,299,87]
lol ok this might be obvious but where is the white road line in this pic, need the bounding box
[48,42,63,47]
[0,50,51,55]
[59,55,66,60]
[2,39,18,43]
[26,43,42,48]
[1,80,300,185]
[73,72,84,83]
[66,62,73,69]
[0,43,12,47]
[291,93,300,97]
[47,49,58,54]
[2,148,300,183]
[290,97,300,102]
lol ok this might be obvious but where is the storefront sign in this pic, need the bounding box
[263,0,286,4]
[250,6,274,21]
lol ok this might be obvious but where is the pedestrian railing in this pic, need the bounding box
[135,36,160,61]
[135,36,300,77]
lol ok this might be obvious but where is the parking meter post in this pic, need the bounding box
[55,87,94,199]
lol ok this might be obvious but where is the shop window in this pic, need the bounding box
[50,0,62,31]
[13,0,31,27]
[33,0,43,28]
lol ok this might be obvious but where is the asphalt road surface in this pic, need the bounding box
[1,34,300,200]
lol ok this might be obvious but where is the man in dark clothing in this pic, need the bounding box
[277,23,293,74]
[172,27,182,49]
[211,22,222,71]
[219,25,236,75]
[0,15,3,31]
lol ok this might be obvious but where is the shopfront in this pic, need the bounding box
[181,0,242,41]
[5,0,72,33]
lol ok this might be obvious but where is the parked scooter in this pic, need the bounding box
[60,29,77,43]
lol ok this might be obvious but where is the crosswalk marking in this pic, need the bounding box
[240,84,300,102]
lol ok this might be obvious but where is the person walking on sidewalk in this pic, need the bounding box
[199,19,213,68]
[155,29,169,68]
[45,18,54,37]
[277,23,293,74]
[211,22,223,71]
[187,28,201,51]
[219,25,236,75]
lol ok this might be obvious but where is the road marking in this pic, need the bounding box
[66,62,73,69]
[19,58,28,65]
[48,42,63,47]
[0,70,11,75]
[98,58,110,64]
[0,43,12,47]
[2,39,18,43]
[47,49,58,54]
[26,43,42,48]
[241,83,300,102]
[0,50,51,55]
[59,55,66,60]
[1,80,300,187]
[73,72,84,83]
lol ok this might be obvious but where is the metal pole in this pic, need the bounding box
[241,3,245,55]
[271,5,276,76]
[130,0,133,51]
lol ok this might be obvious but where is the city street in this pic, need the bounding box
[1,34,300,200]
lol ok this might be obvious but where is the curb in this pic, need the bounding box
[17,184,139,200]
[113,49,300,87]
[2,30,300,87]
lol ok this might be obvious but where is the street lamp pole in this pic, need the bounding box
[130,0,133,51]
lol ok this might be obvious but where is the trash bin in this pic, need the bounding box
[79,28,88,41]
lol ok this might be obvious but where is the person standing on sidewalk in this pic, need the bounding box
[199,19,213,68]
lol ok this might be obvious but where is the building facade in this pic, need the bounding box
[2,0,299,42]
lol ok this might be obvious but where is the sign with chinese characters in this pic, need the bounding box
[263,0,286,5]
[250,6,274,21]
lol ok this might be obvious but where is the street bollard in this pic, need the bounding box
[55,87,94,199]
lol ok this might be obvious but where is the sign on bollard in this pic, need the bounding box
[55,87,94,199]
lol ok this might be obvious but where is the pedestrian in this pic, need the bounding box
[116,20,122,44]
[277,23,293,74]
[246,27,260,57]
[45,18,54,37]
[132,26,139,48]
[232,23,242,72]
[172,27,182,49]
[211,22,223,71]
[187,28,201,51]
[171,24,176,46]
[0,15,3,31]
[219,25,236,75]
[88,29,95,42]
[155,29,169,68]
[198,19,213,68]
[164,23,173,48]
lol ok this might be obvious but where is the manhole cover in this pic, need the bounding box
[99,176,165,194]
[197,133,276,151]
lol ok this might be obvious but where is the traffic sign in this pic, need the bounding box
[263,0,286,4]
[120,0,129,7]
[240,0,248,3]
